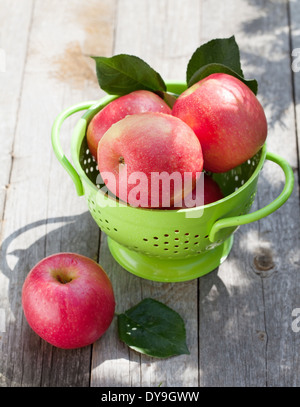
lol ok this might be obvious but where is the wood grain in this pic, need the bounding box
[199,0,300,387]
[0,0,116,386]
[290,0,300,169]
[0,0,35,387]
[0,0,34,226]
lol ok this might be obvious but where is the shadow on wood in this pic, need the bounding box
[0,212,98,386]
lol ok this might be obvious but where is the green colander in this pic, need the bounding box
[51,81,294,282]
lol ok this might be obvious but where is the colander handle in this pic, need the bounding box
[209,152,294,242]
[51,101,97,196]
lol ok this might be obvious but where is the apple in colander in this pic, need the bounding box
[174,173,224,208]
[172,73,268,173]
[87,90,172,160]
[97,112,204,208]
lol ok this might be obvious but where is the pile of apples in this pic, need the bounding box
[87,73,267,209]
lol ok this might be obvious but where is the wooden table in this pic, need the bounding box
[0,0,299,387]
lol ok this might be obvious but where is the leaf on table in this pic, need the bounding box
[188,63,258,95]
[91,54,166,96]
[186,36,244,84]
[117,298,190,358]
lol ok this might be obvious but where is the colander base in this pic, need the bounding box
[107,235,234,282]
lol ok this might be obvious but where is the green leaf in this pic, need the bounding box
[186,36,243,84]
[188,63,258,95]
[91,54,166,95]
[117,298,190,358]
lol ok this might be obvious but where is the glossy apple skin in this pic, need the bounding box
[177,173,224,208]
[22,253,115,349]
[97,112,204,208]
[172,73,268,173]
[87,90,172,159]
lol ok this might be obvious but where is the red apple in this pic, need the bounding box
[202,174,224,205]
[97,112,204,208]
[87,90,172,159]
[176,173,224,208]
[22,253,115,349]
[172,73,268,173]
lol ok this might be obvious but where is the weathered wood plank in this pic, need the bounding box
[0,0,34,218]
[263,0,300,387]
[258,167,300,387]
[0,0,35,387]
[240,0,300,385]
[290,0,300,168]
[199,0,299,387]
[0,0,116,386]
[91,0,201,387]
[290,0,300,385]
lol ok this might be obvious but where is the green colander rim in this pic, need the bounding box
[51,81,294,243]
[69,81,267,213]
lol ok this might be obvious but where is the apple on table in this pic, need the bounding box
[22,253,115,349]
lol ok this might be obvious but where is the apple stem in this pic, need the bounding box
[56,275,71,284]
